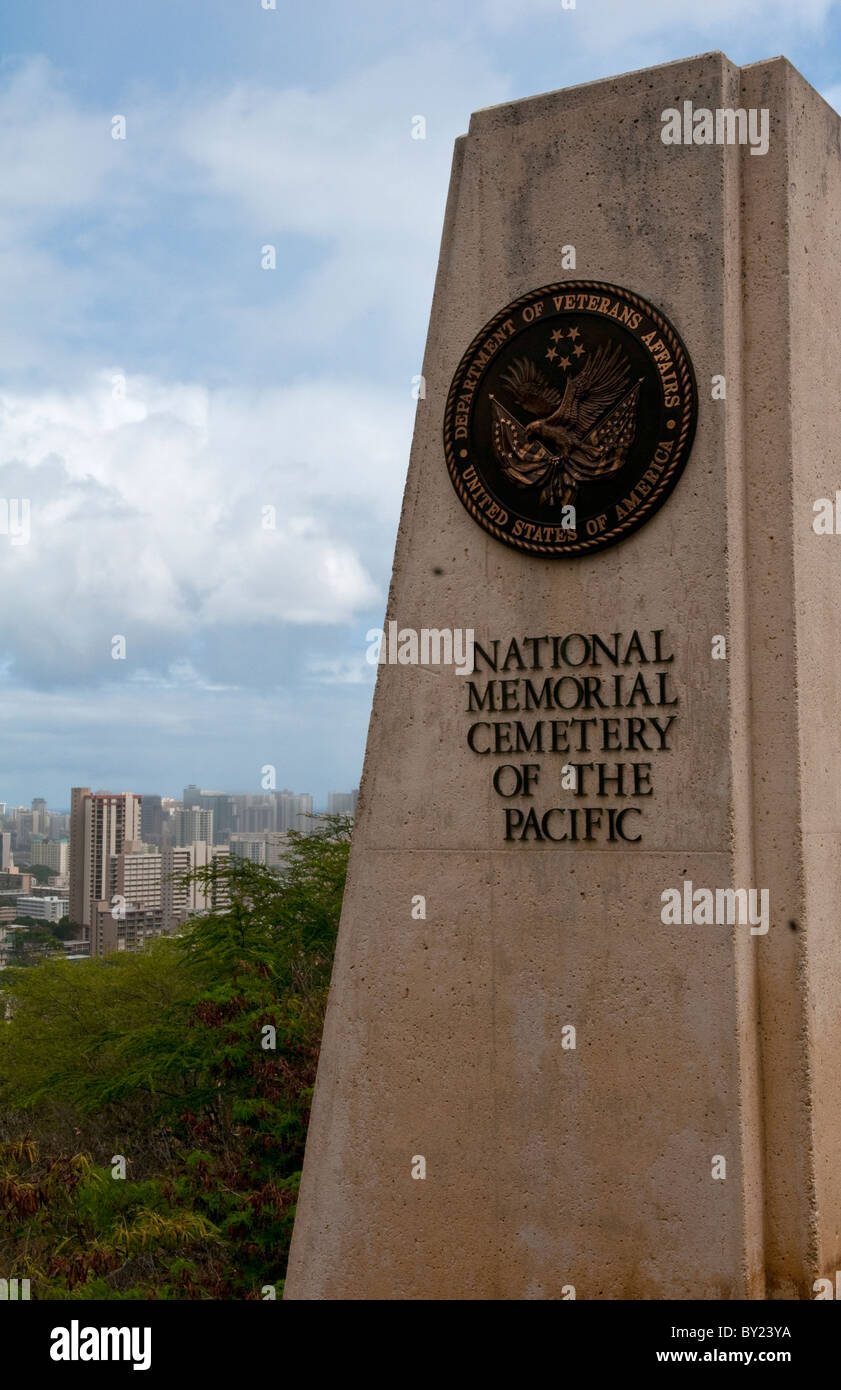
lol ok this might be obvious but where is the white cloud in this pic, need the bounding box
[305,653,377,686]
[0,59,124,376]
[0,49,467,702]
[176,42,509,349]
[0,43,508,378]
[0,370,410,682]
[0,57,118,214]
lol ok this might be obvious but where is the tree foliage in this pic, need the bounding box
[0,816,351,1299]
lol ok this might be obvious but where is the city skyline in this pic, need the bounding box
[1,779,359,817]
[1,782,358,959]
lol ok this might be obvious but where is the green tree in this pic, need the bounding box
[22,863,56,885]
[0,816,351,1299]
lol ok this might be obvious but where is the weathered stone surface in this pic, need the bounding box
[285,53,841,1300]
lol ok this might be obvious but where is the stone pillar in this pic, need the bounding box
[285,52,841,1300]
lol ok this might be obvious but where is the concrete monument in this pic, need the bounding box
[285,52,841,1300]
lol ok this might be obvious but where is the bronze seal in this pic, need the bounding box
[443,281,697,556]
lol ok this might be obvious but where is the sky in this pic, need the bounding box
[1,0,840,810]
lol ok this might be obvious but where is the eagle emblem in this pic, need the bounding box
[490,343,643,510]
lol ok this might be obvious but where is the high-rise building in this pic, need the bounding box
[228,834,267,864]
[49,812,70,839]
[13,811,35,853]
[0,832,12,870]
[139,795,164,846]
[160,844,192,926]
[230,791,313,833]
[229,831,292,868]
[29,837,69,875]
[181,788,233,840]
[275,791,314,831]
[90,838,229,955]
[232,796,275,833]
[69,787,89,924]
[161,842,229,930]
[202,793,233,840]
[159,839,227,928]
[159,799,178,844]
[327,790,358,815]
[113,841,162,911]
[174,806,214,847]
[69,788,142,929]
[91,902,163,956]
